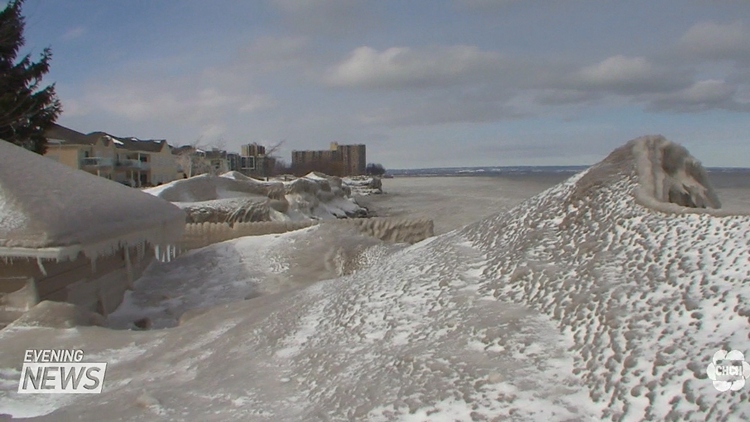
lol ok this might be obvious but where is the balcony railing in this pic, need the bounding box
[80,157,114,168]
[115,159,150,170]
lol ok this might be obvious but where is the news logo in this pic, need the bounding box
[17,349,107,394]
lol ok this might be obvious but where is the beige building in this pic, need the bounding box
[45,125,117,179]
[291,142,367,176]
[44,124,179,187]
[331,142,366,176]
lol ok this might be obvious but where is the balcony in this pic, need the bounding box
[80,157,114,168]
[115,159,150,170]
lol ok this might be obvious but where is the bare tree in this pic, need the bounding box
[261,140,285,177]
[173,139,210,178]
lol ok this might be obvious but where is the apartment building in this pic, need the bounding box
[331,142,366,176]
[44,124,179,187]
[291,142,366,176]
[240,143,276,177]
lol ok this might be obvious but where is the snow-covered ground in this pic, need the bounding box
[1,137,750,420]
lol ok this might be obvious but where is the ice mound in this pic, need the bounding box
[145,174,276,203]
[1,136,748,420]
[145,172,368,223]
[462,135,750,419]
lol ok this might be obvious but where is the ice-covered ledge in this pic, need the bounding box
[0,141,186,262]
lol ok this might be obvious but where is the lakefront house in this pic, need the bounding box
[44,123,179,187]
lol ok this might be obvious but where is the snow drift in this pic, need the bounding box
[1,136,748,420]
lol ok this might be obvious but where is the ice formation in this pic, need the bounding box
[145,171,370,224]
[0,136,748,420]
[0,141,186,262]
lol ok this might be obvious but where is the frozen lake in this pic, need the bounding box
[358,172,750,234]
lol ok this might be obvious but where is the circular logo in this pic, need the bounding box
[706,350,750,392]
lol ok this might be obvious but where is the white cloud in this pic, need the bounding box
[65,69,277,136]
[672,80,736,104]
[649,80,749,112]
[325,45,504,89]
[679,21,750,61]
[573,55,688,94]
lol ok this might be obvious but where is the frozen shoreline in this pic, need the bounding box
[357,173,750,234]
[356,175,579,234]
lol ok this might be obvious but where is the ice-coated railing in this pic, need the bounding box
[177,217,434,251]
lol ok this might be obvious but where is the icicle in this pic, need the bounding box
[124,247,134,287]
[155,244,161,261]
[36,257,48,277]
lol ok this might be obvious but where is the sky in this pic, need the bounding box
[16,0,750,169]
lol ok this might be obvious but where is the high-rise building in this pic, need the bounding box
[241,143,266,157]
[291,142,366,176]
[331,142,366,176]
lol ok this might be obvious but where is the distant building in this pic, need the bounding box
[331,142,366,176]
[291,142,366,176]
[239,143,271,177]
[241,143,266,157]
[227,153,241,172]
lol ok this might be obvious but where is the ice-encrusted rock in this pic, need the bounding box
[344,175,383,195]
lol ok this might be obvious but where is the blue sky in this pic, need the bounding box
[17,0,750,168]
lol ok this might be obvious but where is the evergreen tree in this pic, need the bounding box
[0,0,61,154]
[366,163,386,176]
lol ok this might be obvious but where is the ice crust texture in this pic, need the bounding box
[0,136,749,421]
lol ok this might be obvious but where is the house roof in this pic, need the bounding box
[111,137,169,153]
[44,124,170,153]
[45,124,101,146]
[0,141,186,261]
